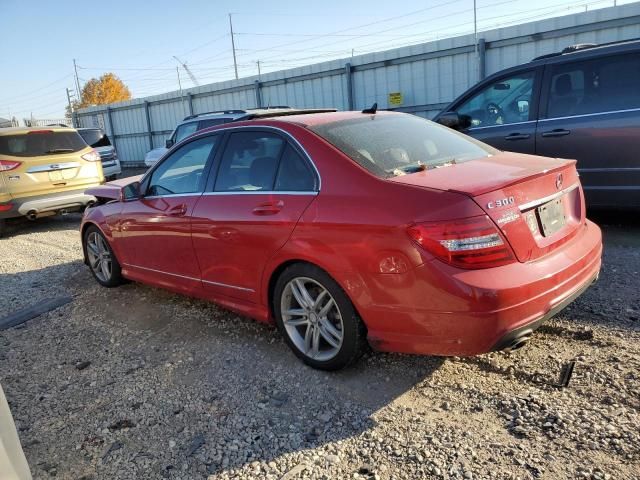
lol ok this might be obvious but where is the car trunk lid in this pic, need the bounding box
[390,152,585,262]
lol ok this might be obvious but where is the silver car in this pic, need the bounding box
[144,107,292,167]
[77,128,121,181]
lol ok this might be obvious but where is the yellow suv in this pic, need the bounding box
[0,127,104,236]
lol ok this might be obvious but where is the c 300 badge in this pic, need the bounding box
[487,196,515,209]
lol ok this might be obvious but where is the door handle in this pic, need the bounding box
[167,204,187,216]
[504,133,530,141]
[541,129,571,138]
[252,200,284,216]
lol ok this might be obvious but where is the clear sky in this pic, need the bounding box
[0,0,630,121]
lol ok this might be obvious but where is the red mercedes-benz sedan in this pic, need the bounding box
[81,109,602,370]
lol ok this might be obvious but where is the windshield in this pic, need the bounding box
[0,131,87,157]
[309,114,496,177]
[78,129,111,148]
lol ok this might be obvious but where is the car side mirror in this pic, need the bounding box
[121,181,142,201]
[436,111,472,131]
[165,139,174,148]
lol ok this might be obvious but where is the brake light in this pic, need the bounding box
[81,149,101,162]
[0,160,21,171]
[0,203,13,212]
[407,215,516,269]
[27,130,54,134]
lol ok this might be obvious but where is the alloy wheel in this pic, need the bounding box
[280,277,344,361]
[86,231,113,283]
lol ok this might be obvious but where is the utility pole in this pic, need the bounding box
[256,60,261,78]
[73,59,82,100]
[66,88,77,127]
[229,13,239,80]
[176,66,187,116]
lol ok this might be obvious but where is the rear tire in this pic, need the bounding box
[273,263,367,371]
[83,225,123,287]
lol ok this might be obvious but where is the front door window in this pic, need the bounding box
[457,71,535,128]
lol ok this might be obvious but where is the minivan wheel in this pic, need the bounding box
[84,225,123,287]
[273,263,367,371]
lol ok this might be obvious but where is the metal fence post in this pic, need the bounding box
[144,101,153,150]
[478,38,486,80]
[254,80,263,108]
[187,93,194,116]
[106,107,115,138]
[345,63,354,110]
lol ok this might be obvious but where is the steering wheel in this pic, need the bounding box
[486,102,504,123]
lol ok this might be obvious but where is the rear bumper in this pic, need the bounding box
[0,188,97,219]
[362,220,603,356]
[102,160,121,178]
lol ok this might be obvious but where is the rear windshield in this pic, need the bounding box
[309,114,496,178]
[0,131,87,157]
[78,129,111,148]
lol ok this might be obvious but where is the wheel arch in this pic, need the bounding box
[265,258,370,332]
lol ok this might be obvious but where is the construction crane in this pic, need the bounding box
[172,56,199,87]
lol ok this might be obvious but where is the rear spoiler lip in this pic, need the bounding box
[446,158,577,197]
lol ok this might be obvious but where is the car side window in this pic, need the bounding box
[546,54,640,119]
[147,136,217,196]
[174,122,199,143]
[214,132,285,191]
[275,145,316,191]
[457,71,535,128]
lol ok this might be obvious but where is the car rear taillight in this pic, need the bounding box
[0,160,21,171]
[81,149,101,162]
[407,215,516,269]
[0,203,13,212]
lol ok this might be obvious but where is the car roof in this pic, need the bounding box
[178,107,294,125]
[525,38,640,68]
[197,110,402,135]
[0,126,76,136]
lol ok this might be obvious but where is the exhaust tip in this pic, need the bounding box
[504,335,530,352]
[26,210,38,221]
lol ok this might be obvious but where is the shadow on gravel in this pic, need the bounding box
[0,212,83,238]
[1,258,446,478]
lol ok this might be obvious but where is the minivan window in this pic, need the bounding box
[456,71,535,128]
[310,114,495,178]
[546,54,640,119]
[0,131,87,157]
[78,129,112,148]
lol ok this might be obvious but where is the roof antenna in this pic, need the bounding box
[362,102,377,114]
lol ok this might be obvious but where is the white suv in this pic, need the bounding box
[77,128,121,181]
[143,107,291,167]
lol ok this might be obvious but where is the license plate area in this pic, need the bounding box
[537,197,566,237]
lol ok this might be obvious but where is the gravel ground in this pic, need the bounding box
[0,212,638,480]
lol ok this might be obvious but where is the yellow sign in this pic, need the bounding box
[388,92,403,106]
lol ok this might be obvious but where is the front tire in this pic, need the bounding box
[83,225,123,287]
[273,263,367,371]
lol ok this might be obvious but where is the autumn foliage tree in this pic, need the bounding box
[79,73,131,107]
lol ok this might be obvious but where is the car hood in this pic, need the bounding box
[94,146,115,154]
[145,147,167,159]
